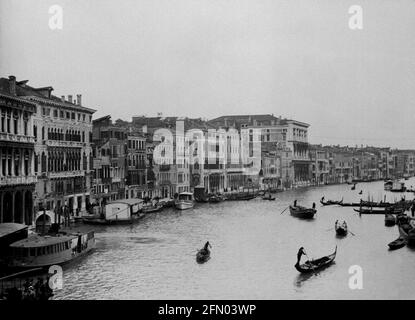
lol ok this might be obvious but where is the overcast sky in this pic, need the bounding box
[1,0,415,148]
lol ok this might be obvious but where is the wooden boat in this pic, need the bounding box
[335,221,348,236]
[320,199,343,206]
[175,192,195,210]
[390,181,406,192]
[262,194,276,201]
[289,205,316,219]
[397,218,415,245]
[207,194,225,203]
[141,203,163,214]
[385,213,396,226]
[295,246,337,274]
[388,237,406,250]
[196,242,211,264]
[353,207,405,215]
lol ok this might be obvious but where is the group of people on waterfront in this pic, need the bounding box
[1,277,53,301]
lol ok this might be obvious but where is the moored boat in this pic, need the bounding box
[320,198,343,206]
[0,223,95,269]
[353,207,405,215]
[295,246,337,274]
[175,192,194,210]
[82,199,144,225]
[141,202,163,214]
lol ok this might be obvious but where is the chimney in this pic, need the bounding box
[9,76,16,96]
[76,94,82,106]
[68,95,73,103]
[61,95,65,102]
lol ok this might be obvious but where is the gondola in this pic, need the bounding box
[289,205,316,219]
[397,217,415,245]
[335,221,348,236]
[295,246,337,274]
[262,194,276,201]
[384,213,396,226]
[320,199,343,206]
[388,237,406,250]
[353,207,405,215]
[196,242,211,264]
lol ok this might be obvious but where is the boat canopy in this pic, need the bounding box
[0,223,28,239]
[9,234,77,248]
[179,192,193,196]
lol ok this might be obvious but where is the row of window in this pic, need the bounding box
[13,240,71,257]
[42,107,92,123]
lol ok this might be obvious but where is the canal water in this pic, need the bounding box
[54,179,415,299]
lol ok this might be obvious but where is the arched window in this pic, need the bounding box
[41,152,46,173]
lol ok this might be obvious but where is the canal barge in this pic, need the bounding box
[82,199,144,225]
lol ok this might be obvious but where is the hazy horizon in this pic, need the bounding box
[1,0,414,148]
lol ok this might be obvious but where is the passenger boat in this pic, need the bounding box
[295,246,337,274]
[320,198,343,206]
[175,192,194,210]
[335,221,348,236]
[82,199,144,225]
[385,213,396,226]
[196,242,211,264]
[289,205,316,219]
[388,237,406,250]
[0,223,95,269]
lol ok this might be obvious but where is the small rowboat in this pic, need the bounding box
[295,246,337,274]
[388,237,406,250]
[289,205,316,219]
[262,195,276,201]
[320,199,343,206]
[335,221,348,236]
[384,213,396,226]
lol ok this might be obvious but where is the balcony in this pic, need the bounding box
[45,140,85,148]
[47,170,84,179]
[0,175,37,185]
[0,132,35,144]
[159,164,171,171]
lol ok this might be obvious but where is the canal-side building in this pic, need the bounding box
[309,144,330,185]
[126,132,147,199]
[92,116,127,205]
[0,76,96,224]
[0,81,37,225]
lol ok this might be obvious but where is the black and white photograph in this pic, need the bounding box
[0,0,415,307]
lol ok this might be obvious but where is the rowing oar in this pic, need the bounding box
[280,206,289,214]
[348,230,356,236]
